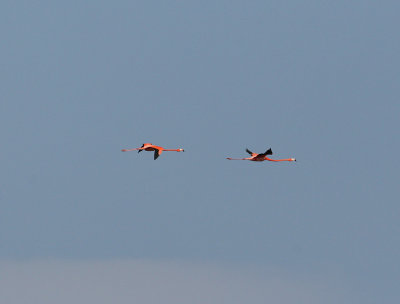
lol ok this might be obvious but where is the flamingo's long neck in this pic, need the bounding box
[265,157,294,162]
[163,149,181,152]
[121,148,139,152]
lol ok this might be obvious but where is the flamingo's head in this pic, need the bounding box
[179,148,185,152]
[291,158,296,161]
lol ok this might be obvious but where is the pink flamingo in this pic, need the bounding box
[121,143,184,160]
[227,148,296,162]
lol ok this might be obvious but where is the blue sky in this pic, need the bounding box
[1,1,400,302]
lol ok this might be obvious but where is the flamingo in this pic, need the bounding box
[227,148,296,162]
[121,143,184,160]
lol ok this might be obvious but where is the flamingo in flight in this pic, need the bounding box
[121,143,184,160]
[227,148,296,162]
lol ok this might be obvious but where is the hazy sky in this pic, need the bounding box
[0,259,357,304]
[1,1,399,303]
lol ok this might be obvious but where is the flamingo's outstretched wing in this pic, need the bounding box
[245,148,253,155]
[154,149,162,160]
[260,148,273,156]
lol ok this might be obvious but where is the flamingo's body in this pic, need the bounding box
[227,148,296,162]
[121,143,184,160]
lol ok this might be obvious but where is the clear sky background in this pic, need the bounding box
[1,1,399,303]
